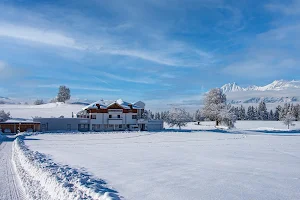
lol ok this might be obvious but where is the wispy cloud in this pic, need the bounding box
[0,19,213,67]
[0,22,83,49]
[102,72,156,84]
[265,0,300,15]
[38,84,120,92]
[0,60,6,72]
[0,0,217,68]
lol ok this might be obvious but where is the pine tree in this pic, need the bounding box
[258,102,268,120]
[240,105,246,120]
[269,110,274,120]
[247,106,253,120]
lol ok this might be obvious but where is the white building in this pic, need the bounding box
[77,99,149,131]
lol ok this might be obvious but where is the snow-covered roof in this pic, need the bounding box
[81,99,109,110]
[0,119,40,124]
[82,99,145,110]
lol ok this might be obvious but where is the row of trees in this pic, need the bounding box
[146,88,237,129]
[230,102,300,121]
[149,88,297,129]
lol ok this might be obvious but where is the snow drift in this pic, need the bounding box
[12,136,123,200]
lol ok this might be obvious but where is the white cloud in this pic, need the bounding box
[0,60,6,72]
[0,22,83,50]
[265,0,300,15]
[102,72,156,84]
[223,22,300,79]
[37,84,120,92]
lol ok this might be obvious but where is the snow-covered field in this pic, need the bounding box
[0,103,83,119]
[20,121,300,200]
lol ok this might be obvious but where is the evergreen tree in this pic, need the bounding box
[240,105,246,120]
[247,106,254,120]
[274,105,281,121]
[258,102,268,120]
[253,107,259,120]
[269,110,274,120]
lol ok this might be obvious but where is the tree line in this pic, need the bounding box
[146,88,298,129]
[149,100,300,122]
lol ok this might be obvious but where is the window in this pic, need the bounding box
[132,115,137,119]
[118,115,120,118]
[92,124,95,130]
[119,124,122,128]
[80,124,85,128]
[67,124,71,131]
[109,115,112,118]
[91,115,96,119]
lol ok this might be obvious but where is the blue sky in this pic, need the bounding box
[0,0,300,109]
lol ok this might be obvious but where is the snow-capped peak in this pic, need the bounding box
[220,82,244,93]
[258,80,300,91]
[221,80,300,93]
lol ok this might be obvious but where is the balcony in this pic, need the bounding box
[108,118,123,125]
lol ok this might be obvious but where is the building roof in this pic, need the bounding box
[0,120,40,124]
[82,99,145,110]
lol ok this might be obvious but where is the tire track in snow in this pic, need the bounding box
[0,138,27,200]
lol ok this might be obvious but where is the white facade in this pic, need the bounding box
[77,99,147,131]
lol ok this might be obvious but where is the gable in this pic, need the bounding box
[107,102,124,109]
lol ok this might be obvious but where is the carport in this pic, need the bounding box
[0,121,40,134]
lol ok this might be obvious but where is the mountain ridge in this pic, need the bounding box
[221,80,300,104]
[221,80,300,93]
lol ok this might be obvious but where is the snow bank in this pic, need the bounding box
[12,136,123,200]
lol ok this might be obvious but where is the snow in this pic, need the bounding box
[82,99,143,111]
[22,121,300,200]
[12,136,123,200]
[0,103,83,119]
[0,136,26,200]
[221,80,300,93]
[221,80,300,105]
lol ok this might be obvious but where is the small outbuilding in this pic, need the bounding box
[0,121,41,134]
[33,118,90,132]
[147,120,164,131]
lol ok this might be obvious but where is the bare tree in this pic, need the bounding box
[34,99,45,105]
[166,108,192,129]
[0,110,10,122]
[218,106,237,128]
[57,85,71,103]
[202,88,227,126]
[283,112,295,129]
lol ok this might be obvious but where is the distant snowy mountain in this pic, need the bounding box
[68,98,95,106]
[0,96,17,104]
[221,80,300,104]
[221,80,300,93]
[221,83,244,93]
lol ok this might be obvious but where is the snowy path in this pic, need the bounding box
[0,137,26,200]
